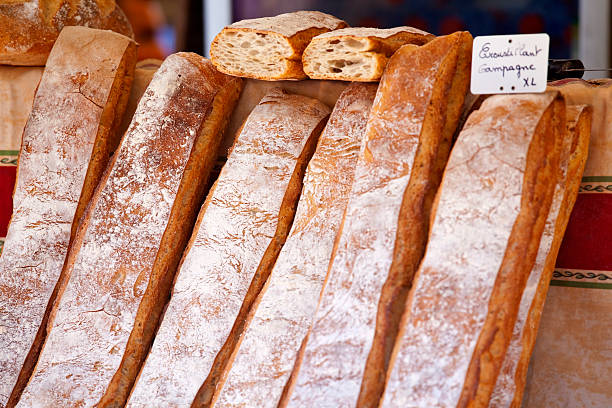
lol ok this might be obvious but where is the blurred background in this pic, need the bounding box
[116,0,611,78]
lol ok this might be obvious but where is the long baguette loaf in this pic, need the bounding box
[210,11,347,80]
[0,0,134,66]
[214,83,377,408]
[126,88,329,408]
[302,27,434,81]
[285,32,472,408]
[0,26,136,408]
[17,53,242,408]
[522,79,612,408]
[382,92,565,407]
[489,105,591,408]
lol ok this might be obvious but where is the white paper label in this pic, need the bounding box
[470,34,550,94]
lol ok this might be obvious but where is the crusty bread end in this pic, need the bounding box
[210,11,346,80]
[303,27,434,81]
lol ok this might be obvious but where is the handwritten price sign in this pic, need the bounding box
[470,34,549,94]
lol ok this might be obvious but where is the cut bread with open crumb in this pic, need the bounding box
[210,11,347,80]
[303,27,434,81]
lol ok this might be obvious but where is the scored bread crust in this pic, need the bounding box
[210,11,347,81]
[284,32,471,408]
[489,105,591,408]
[303,26,435,81]
[381,92,565,408]
[213,83,377,408]
[125,89,329,408]
[0,26,136,408]
[17,53,243,408]
[0,0,134,66]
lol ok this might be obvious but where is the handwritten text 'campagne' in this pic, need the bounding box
[477,42,543,78]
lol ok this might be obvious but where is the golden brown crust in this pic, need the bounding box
[209,11,347,80]
[98,56,243,408]
[358,31,472,408]
[71,36,137,239]
[0,0,134,66]
[507,105,591,408]
[302,27,435,81]
[0,26,136,408]
[381,92,565,408]
[0,66,43,152]
[16,53,242,408]
[124,89,330,407]
[7,40,137,407]
[191,113,327,408]
[458,93,566,407]
[285,32,470,408]
[212,83,376,408]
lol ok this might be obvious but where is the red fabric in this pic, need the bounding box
[0,166,15,237]
[556,193,612,271]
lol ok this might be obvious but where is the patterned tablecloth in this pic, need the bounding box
[0,66,44,252]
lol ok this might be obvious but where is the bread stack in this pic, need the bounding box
[0,9,594,408]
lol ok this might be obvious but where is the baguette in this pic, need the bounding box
[17,53,242,408]
[489,105,591,408]
[285,32,472,408]
[126,88,329,407]
[302,27,434,81]
[0,26,136,408]
[214,83,377,408]
[382,92,565,407]
[522,79,612,408]
[0,0,133,66]
[210,11,347,80]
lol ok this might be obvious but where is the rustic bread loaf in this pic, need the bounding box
[210,11,347,80]
[489,105,591,408]
[213,83,377,408]
[126,88,329,408]
[0,0,134,66]
[16,52,242,408]
[302,26,434,81]
[0,26,136,408]
[381,92,565,408]
[285,32,472,408]
[523,79,612,408]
